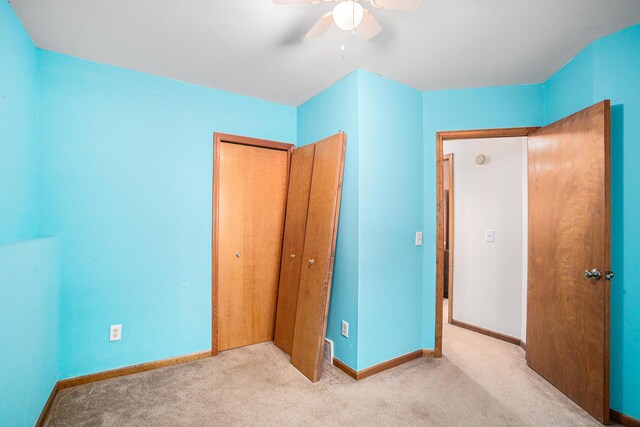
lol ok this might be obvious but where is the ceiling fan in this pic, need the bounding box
[273,0,422,40]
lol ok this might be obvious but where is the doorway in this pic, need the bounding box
[442,153,452,313]
[443,136,528,346]
[435,127,537,357]
[434,101,611,424]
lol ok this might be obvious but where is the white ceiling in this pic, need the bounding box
[9,0,640,106]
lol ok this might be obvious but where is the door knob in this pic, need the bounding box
[290,254,296,259]
[584,268,601,280]
[235,252,241,258]
[308,259,315,265]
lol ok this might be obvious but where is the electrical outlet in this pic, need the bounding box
[110,324,122,341]
[341,321,349,338]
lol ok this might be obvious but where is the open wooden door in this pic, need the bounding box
[290,133,346,382]
[526,100,611,423]
[274,144,316,355]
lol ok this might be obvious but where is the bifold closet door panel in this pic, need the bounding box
[274,144,316,355]
[291,133,346,382]
[218,142,289,351]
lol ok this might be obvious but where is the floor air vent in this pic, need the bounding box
[323,338,334,365]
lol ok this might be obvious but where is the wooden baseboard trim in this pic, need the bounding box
[519,340,526,351]
[611,409,640,427]
[332,357,358,380]
[35,382,59,427]
[422,349,435,357]
[58,350,211,390]
[37,350,211,424]
[333,349,434,381]
[451,319,521,347]
[357,350,423,380]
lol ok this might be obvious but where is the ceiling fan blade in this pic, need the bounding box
[357,10,382,40]
[306,12,334,38]
[368,0,422,11]
[273,0,322,4]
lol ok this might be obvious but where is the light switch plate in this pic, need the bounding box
[415,231,423,246]
[485,229,495,242]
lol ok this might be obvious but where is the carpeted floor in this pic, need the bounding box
[44,303,604,426]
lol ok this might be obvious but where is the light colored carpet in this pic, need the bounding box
[45,305,604,426]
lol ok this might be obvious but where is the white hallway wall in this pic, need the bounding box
[445,136,527,340]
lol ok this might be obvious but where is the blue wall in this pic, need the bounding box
[421,84,544,346]
[544,23,640,420]
[297,72,360,369]
[298,70,424,371]
[37,51,297,379]
[357,71,423,369]
[544,46,594,124]
[0,4,60,426]
[0,0,39,243]
[0,238,60,427]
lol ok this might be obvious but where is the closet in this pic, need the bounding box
[212,132,346,382]
[215,138,290,351]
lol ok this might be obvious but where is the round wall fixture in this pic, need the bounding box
[475,154,486,165]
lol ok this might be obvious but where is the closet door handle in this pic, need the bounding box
[290,254,296,259]
[235,252,241,258]
[308,259,315,265]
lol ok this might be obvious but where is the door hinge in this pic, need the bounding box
[605,271,615,281]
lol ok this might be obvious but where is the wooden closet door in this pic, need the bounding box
[217,142,289,351]
[291,133,346,382]
[274,144,316,355]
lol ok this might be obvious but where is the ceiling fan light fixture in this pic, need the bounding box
[333,1,364,31]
